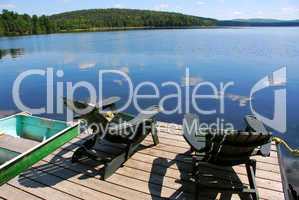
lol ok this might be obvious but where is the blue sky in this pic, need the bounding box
[0,0,299,20]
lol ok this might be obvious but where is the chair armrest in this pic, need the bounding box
[108,105,160,132]
[244,115,271,136]
[63,97,94,111]
[183,114,206,152]
[259,142,271,157]
[63,96,121,113]
[96,96,121,110]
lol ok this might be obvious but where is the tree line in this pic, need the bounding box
[0,9,217,36]
[0,10,56,36]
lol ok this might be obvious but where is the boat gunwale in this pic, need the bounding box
[0,111,70,125]
[0,112,79,171]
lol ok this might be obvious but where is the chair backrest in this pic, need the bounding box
[183,114,272,166]
[206,130,271,165]
[107,106,160,143]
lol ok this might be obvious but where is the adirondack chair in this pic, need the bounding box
[183,114,272,200]
[64,97,160,180]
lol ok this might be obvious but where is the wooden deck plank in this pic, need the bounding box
[41,147,189,199]
[73,133,279,169]
[145,135,278,158]
[39,154,158,200]
[65,136,282,186]
[7,177,80,200]
[1,121,284,200]
[42,138,268,199]
[20,165,119,200]
[59,135,283,192]
[142,138,279,165]
[54,137,284,199]
[156,130,278,151]
[135,142,281,173]
[62,138,284,196]
[0,184,43,200]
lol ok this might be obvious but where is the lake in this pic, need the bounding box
[0,27,298,190]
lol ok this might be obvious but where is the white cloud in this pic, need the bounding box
[196,1,205,5]
[256,10,264,17]
[0,3,16,9]
[155,3,169,11]
[113,4,122,8]
[233,11,242,15]
[277,6,299,19]
[282,7,299,13]
[257,11,263,15]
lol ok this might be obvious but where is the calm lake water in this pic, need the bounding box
[0,28,298,189]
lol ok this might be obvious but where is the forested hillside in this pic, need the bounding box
[1,8,298,37]
[0,9,217,36]
[50,9,217,31]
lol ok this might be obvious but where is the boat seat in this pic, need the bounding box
[0,134,40,153]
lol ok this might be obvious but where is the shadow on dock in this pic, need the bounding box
[17,138,118,186]
[16,138,155,189]
[16,136,255,199]
[148,150,252,200]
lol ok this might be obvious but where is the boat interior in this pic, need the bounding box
[0,114,69,165]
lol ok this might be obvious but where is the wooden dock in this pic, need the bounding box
[0,122,285,200]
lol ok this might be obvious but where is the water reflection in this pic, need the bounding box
[181,75,204,87]
[0,110,18,117]
[0,48,24,59]
[225,93,251,107]
[79,62,97,70]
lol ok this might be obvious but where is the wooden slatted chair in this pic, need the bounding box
[64,97,160,180]
[183,114,272,200]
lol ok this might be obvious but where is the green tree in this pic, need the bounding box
[0,19,5,35]
[32,15,39,34]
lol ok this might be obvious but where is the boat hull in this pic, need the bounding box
[0,113,79,185]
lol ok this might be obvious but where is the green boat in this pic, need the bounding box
[0,112,79,186]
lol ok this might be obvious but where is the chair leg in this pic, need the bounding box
[192,156,200,200]
[83,134,98,149]
[246,160,259,200]
[151,121,159,145]
[195,181,199,200]
[192,156,197,177]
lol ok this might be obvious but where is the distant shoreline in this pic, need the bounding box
[1,9,299,38]
[0,26,222,37]
[1,25,299,38]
